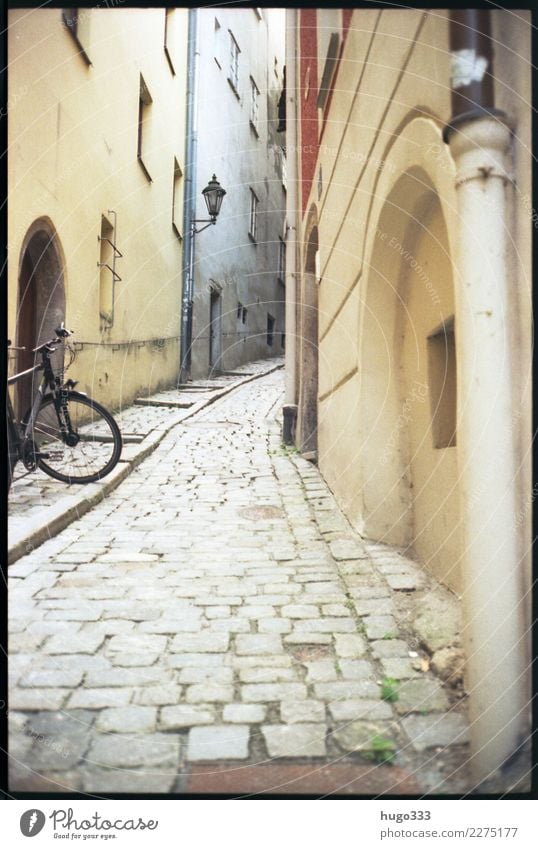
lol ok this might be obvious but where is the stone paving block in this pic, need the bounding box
[229,655,292,670]
[258,618,292,634]
[208,618,251,633]
[186,684,234,703]
[239,667,297,684]
[88,733,181,767]
[332,721,394,756]
[241,683,307,702]
[371,640,410,659]
[167,653,224,668]
[178,667,234,684]
[321,604,350,616]
[240,606,276,619]
[338,660,376,680]
[304,582,343,594]
[67,688,133,709]
[134,685,182,706]
[304,661,338,682]
[110,652,160,667]
[353,598,394,617]
[187,725,250,761]
[284,632,332,645]
[236,634,283,655]
[329,539,368,560]
[18,669,84,688]
[43,632,105,655]
[205,606,231,619]
[334,635,368,658]
[85,667,172,687]
[401,713,470,751]
[159,705,215,729]
[169,634,229,653]
[293,618,356,633]
[380,657,422,680]
[364,616,399,640]
[107,634,168,654]
[222,704,266,724]
[96,706,157,733]
[138,619,202,634]
[280,700,326,723]
[329,700,394,722]
[394,679,450,715]
[9,689,68,711]
[314,681,380,700]
[262,724,326,758]
[281,604,320,618]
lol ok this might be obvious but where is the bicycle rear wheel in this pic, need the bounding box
[29,391,122,484]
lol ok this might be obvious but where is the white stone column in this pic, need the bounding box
[448,115,528,783]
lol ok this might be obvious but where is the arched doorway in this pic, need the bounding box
[15,219,66,418]
[298,223,319,455]
[359,169,463,592]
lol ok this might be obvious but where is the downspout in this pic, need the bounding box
[180,7,199,383]
[444,10,528,785]
[282,7,298,444]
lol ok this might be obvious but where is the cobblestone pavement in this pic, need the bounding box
[8,367,472,796]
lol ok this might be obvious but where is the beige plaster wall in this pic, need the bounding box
[8,8,188,411]
[301,8,531,593]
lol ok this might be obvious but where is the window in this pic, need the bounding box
[99,215,114,328]
[250,77,260,133]
[427,318,457,449]
[229,31,240,93]
[249,189,258,241]
[242,307,248,324]
[280,148,287,190]
[172,159,183,238]
[164,9,177,74]
[137,75,153,181]
[237,303,248,327]
[237,301,243,319]
[278,237,286,282]
[62,8,91,65]
[267,314,275,347]
[317,10,342,112]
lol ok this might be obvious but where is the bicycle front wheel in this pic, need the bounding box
[29,391,122,484]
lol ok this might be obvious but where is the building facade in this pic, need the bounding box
[185,7,286,379]
[8,7,188,413]
[285,8,532,785]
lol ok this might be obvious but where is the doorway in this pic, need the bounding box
[298,224,319,455]
[15,220,66,418]
[209,284,222,373]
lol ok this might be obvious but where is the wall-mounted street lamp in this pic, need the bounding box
[192,174,227,234]
[180,175,226,380]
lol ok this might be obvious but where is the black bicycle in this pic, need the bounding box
[7,325,122,491]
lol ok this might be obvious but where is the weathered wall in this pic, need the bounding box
[296,9,531,596]
[190,8,286,378]
[8,8,188,411]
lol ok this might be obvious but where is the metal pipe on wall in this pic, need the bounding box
[282,7,298,443]
[445,9,528,785]
[180,8,199,383]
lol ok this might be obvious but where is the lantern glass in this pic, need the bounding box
[202,174,226,220]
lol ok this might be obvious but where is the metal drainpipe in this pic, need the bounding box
[282,8,298,444]
[180,8,199,383]
[444,10,528,784]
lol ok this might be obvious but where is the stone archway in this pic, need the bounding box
[16,219,66,417]
[359,168,463,591]
[298,221,319,456]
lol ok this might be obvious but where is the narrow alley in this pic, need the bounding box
[9,367,471,796]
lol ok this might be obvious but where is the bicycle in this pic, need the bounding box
[7,324,122,491]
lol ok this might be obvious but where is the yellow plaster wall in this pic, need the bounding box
[8,8,188,410]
